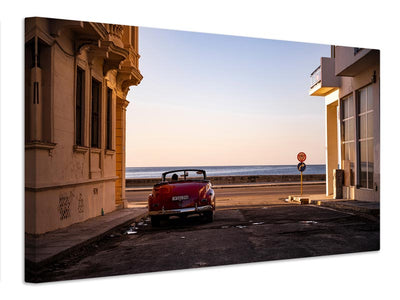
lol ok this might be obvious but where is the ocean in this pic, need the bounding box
[126,164,326,179]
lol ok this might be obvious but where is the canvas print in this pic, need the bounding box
[25,17,380,283]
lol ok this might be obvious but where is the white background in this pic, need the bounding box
[1,0,399,299]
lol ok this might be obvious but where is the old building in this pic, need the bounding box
[25,17,142,234]
[309,46,379,202]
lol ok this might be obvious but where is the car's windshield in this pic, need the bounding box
[163,170,206,182]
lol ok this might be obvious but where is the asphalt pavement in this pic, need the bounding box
[26,204,380,282]
[25,182,379,283]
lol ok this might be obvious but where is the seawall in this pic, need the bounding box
[126,174,326,188]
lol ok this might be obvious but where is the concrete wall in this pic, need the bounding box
[25,181,115,235]
[335,47,377,76]
[321,57,340,88]
[126,174,326,188]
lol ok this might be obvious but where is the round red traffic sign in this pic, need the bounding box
[297,152,306,162]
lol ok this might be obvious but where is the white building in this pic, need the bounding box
[309,46,379,202]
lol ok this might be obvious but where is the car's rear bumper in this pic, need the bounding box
[148,205,213,216]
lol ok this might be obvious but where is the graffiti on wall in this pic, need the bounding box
[78,193,84,213]
[58,191,87,220]
[58,192,71,220]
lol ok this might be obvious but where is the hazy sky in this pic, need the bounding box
[126,27,330,167]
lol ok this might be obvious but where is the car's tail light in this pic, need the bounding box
[148,194,157,205]
[148,193,162,210]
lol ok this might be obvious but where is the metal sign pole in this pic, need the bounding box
[297,152,307,199]
[301,171,303,196]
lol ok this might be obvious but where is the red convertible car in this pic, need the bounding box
[148,169,216,226]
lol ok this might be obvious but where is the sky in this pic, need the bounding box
[126,27,331,167]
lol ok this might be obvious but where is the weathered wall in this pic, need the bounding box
[25,180,115,235]
[25,18,142,234]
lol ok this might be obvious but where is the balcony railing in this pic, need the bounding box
[309,57,340,97]
[310,65,321,88]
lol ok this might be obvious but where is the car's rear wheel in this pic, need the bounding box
[203,211,214,223]
[151,216,161,227]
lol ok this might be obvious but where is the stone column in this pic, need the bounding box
[325,102,339,196]
[115,97,129,208]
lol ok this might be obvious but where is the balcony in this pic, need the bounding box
[309,57,340,96]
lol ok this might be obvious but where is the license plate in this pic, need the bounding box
[172,195,189,201]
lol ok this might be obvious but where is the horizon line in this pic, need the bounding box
[126,163,326,168]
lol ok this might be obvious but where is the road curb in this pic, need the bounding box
[311,200,380,219]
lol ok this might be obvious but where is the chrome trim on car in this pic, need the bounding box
[148,205,213,216]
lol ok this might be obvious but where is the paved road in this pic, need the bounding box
[126,183,326,208]
[30,202,379,283]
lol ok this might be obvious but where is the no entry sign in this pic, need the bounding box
[297,152,307,162]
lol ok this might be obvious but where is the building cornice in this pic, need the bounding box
[116,98,130,110]
[88,22,108,40]
[25,24,55,45]
[116,66,143,98]
[25,141,57,150]
[100,40,129,75]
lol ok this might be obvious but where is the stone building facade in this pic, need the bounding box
[309,46,379,202]
[25,17,142,234]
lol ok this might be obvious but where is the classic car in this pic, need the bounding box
[147,169,216,226]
